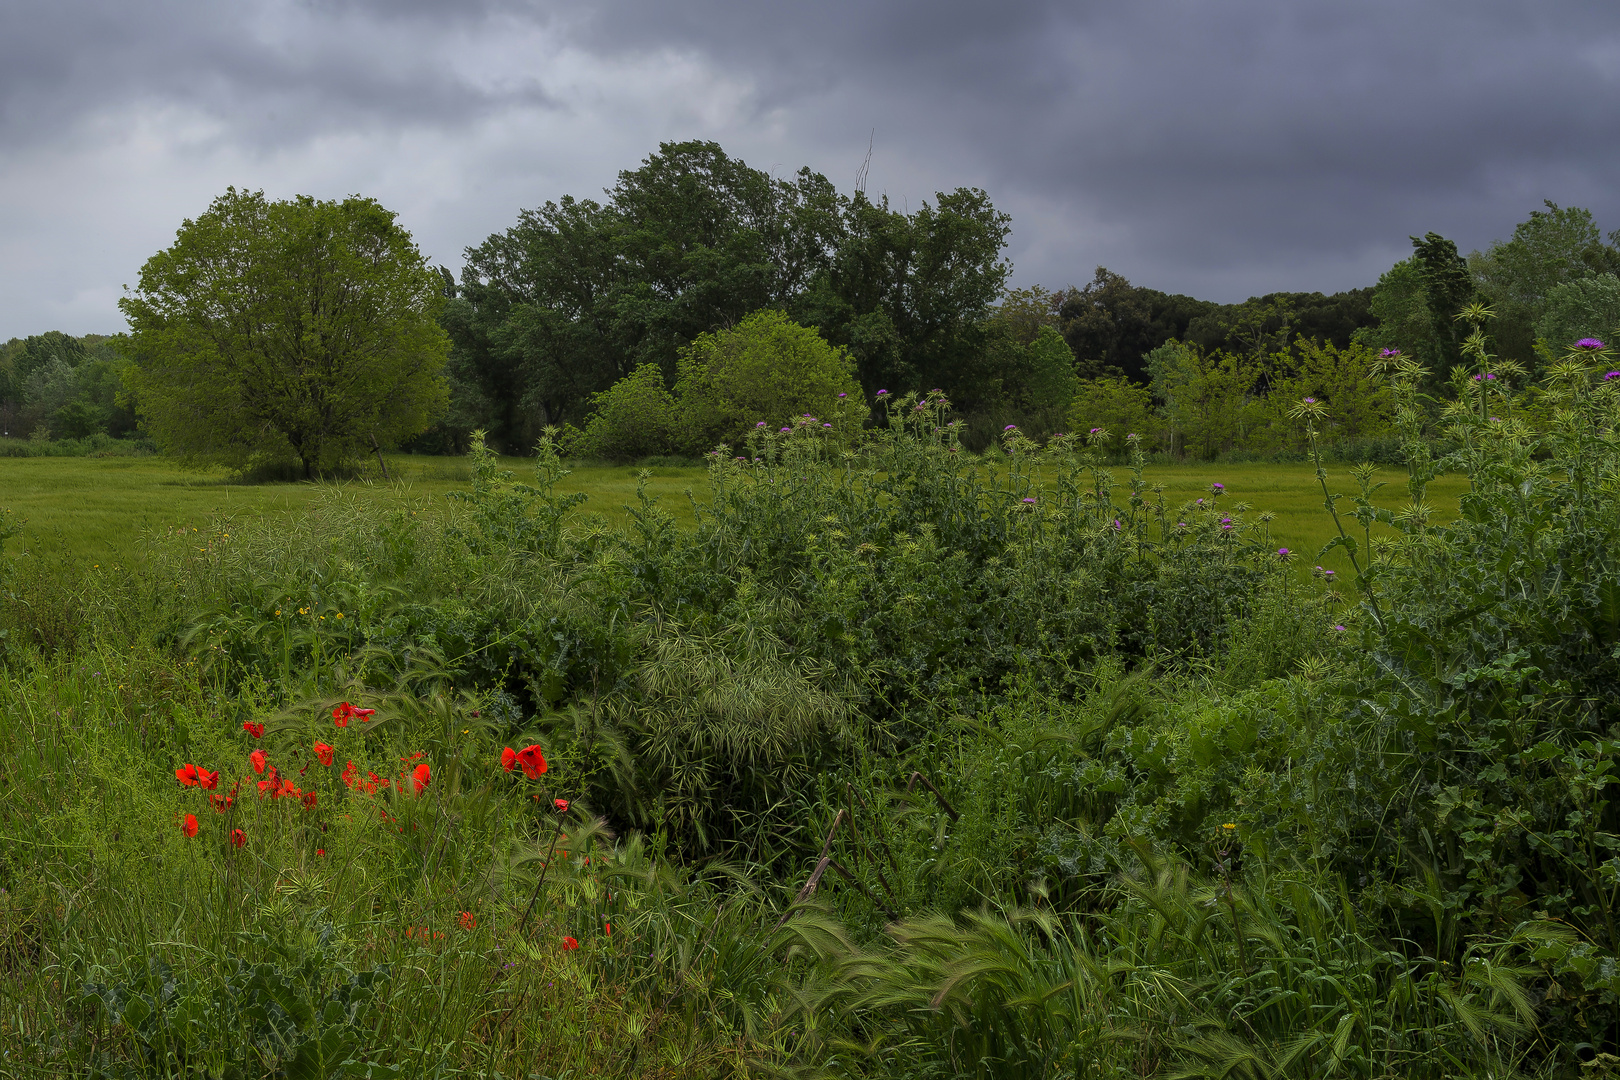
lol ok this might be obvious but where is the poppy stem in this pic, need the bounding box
[516,814,566,939]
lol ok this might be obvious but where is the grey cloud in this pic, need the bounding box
[4,0,1620,337]
[0,0,552,149]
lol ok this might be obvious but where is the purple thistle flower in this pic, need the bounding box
[1485,373,1496,380]
[1302,397,1317,404]
[838,392,847,398]
[756,421,767,428]
[1196,498,1204,506]
[780,427,791,433]
[1089,427,1101,433]
[1324,570,1335,579]
[1605,371,1620,381]
[1022,497,1036,504]
[1112,519,1121,530]
[1378,348,1402,358]
[1333,624,1346,631]
[1577,338,1606,350]
[1277,547,1290,557]
[877,389,888,396]
[823,422,833,428]
[1004,424,1017,431]
[1212,482,1224,492]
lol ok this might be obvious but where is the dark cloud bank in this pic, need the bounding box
[4,0,1620,336]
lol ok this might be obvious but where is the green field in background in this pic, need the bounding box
[0,453,1468,575]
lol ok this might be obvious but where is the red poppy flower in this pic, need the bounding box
[400,751,424,762]
[242,722,264,739]
[412,763,431,794]
[561,936,579,951]
[302,791,318,809]
[353,707,375,721]
[501,747,518,772]
[175,763,202,787]
[333,703,353,727]
[230,828,246,848]
[197,767,219,790]
[516,745,547,779]
[554,798,569,813]
[458,911,477,930]
[180,813,198,837]
[313,742,334,767]
[250,750,267,774]
[210,790,234,812]
[316,848,326,856]
[603,921,611,936]
[365,771,382,794]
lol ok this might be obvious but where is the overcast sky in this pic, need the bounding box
[4,0,1619,339]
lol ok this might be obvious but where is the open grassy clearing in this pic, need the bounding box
[0,452,1469,574]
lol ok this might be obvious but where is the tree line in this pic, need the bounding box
[11,141,1620,469]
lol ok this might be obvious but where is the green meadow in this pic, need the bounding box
[0,452,1468,572]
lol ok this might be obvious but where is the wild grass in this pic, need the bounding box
[4,358,1610,1079]
[0,452,1467,577]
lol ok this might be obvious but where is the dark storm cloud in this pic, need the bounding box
[0,0,552,149]
[528,0,1620,296]
[4,0,1620,336]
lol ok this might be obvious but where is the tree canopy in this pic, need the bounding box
[121,189,450,476]
[443,141,1010,451]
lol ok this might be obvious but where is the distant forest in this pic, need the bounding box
[7,141,1619,459]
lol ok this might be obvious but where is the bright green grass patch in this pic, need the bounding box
[0,456,708,564]
[0,454,1465,576]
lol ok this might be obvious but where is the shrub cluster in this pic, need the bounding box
[3,333,1620,1076]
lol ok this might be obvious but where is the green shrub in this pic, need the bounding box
[673,309,860,456]
[573,363,682,462]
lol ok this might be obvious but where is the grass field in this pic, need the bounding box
[0,452,1469,575]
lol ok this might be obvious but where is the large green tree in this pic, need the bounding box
[451,142,844,450]
[449,142,1012,449]
[121,189,449,477]
[794,186,1012,406]
[1469,201,1620,368]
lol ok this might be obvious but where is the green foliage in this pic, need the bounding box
[1354,257,1439,368]
[1066,374,1156,450]
[12,327,1620,1076]
[82,936,394,1079]
[574,362,683,462]
[121,188,450,478]
[1537,273,1620,358]
[672,309,860,454]
[1470,200,1620,368]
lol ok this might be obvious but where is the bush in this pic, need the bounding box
[572,363,682,462]
[673,309,860,455]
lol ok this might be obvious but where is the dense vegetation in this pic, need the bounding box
[11,144,1620,472]
[9,144,1620,1074]
[2,325,1619,1075]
